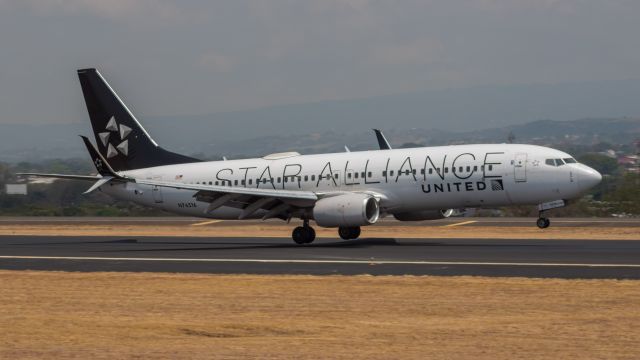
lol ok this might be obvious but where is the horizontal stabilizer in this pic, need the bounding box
[83,176,114,194]
[16,173,101,181]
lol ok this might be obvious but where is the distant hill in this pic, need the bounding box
[2,78,640,161]
[1,117,638,162]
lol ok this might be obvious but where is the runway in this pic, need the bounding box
[1,216,639,227]
[2,235,640,279]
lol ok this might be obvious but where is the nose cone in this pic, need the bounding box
[578,165,602,191]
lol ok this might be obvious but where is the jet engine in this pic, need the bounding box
[313,193,380,227]
[393,209,455,221]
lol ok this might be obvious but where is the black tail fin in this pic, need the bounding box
[77,68,200,171]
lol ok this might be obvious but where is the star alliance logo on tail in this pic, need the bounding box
[98,116,132,158]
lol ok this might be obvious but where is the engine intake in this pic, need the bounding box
[313,193,380,227]
[393,209,454,221]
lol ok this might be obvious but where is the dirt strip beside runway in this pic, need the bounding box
[0,224,638,240]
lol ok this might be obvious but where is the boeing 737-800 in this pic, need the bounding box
[19,69,603,244]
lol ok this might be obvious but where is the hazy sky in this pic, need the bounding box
[1,0,640,124]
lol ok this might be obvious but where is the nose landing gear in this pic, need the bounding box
[536,216,550,229]
[535,200,565,229]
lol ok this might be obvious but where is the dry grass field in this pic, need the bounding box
[1,271,639,359]
[0,223,639,240]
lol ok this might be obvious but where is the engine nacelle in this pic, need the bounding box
[313,193,380,227]
[393,209,455,221]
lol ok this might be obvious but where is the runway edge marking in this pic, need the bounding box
[1,256,639,268]
[442,220,478,227]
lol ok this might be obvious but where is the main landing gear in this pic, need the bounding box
[292,222,362,244]
[338,226,361,240]
[292,219,316,244]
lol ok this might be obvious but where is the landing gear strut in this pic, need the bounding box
[338,226,361,240]
[292,219,316,244]
[536,212,550,229]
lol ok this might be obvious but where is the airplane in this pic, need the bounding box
[19,68,603,244]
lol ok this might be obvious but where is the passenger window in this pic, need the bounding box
[420,169,425,175]
[405,170,410,175]
[361,172,365,178]
[390,170,394,176]
[473,166,477,171]
[445,167,448,173]
[355,172,359,179]
[311,175,316,181]
[368,172,372,177]
[234,180,238,185]
[347,173,352,179]
[304,175,309,181]
[335,174,339,179]
[382,171,387,177]
[429,168,433,174]
[284,177,288,183]
[249,179,252,185]
[215,181,219,186]
[466,166,470,172]
[459,166,463,173]
[489,165,493,171]
[241,180,245,185]
[208,181,212,185]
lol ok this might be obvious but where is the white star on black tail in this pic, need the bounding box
[102,116,131,158]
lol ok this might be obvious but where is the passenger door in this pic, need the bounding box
[514,153,527,182]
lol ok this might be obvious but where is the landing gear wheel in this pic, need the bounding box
[536,217,550,229]
[292,225,316,244]
[338,226,361,240]
[304,226,316,244]
[292,226,306,244]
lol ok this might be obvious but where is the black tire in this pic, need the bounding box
[536,217,550,229]
[338,227,352,240]
[303,226,316,244]
[338,226,361,240]
[292,226,306,244]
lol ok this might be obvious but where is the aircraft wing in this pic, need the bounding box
[135,178,319,220]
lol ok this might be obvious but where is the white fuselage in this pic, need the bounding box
[100,144,600,222]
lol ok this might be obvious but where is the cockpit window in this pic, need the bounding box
[545,158,571,167]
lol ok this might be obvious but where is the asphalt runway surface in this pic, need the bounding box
[1,234,640,279]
